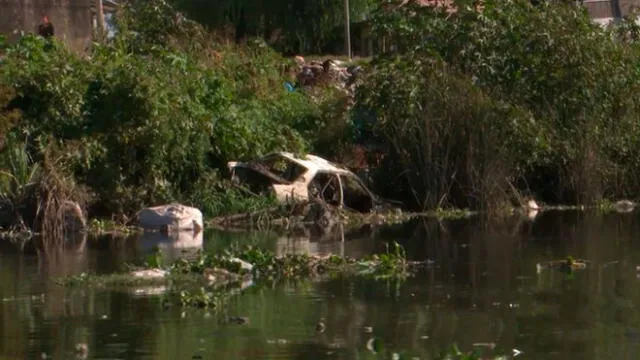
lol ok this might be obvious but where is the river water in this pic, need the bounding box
[2,210,640,359]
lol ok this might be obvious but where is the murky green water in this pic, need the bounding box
[2,210,640,359]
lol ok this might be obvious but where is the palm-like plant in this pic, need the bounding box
[0,137,41,228]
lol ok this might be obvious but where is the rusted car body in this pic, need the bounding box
[228,152,378,212]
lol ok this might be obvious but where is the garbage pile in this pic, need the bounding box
[292,55,363,95]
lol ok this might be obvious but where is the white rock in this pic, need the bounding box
[138,203,203,231]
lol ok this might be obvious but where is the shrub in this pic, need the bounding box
[0,0,343,225]
[359,57,539,210]
[187,172,279,218]
[360,0,640,209]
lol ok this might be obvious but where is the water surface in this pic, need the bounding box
[2,210,640,359]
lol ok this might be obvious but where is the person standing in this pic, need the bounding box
[38,16,55,38]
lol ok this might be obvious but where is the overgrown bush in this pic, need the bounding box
[0,0,343,225]
[187,172,279,218]
[359,0,640,209]
[0,135,88,240]
[359,57,539,210]
[0,136,40,228]
[170,0,377,54]
[0,85,21,143]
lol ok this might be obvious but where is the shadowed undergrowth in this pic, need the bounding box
[358,0,640,211]
[5,0,640,236]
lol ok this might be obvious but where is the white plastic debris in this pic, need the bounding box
[526,199,540,210]
[613,199,636,213]
[513,348,523,357]
[130,269,168,279]
[513,349,523,357]
[132,286,168,296]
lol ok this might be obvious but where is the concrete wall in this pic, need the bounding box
[0,0,93,52]
[584,0,640,23]
[618,0,640,16]
[583,0,616,20]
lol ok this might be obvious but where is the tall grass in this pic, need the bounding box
[0,136,40,229]
[359,59,537,211]
[0,137,87,249]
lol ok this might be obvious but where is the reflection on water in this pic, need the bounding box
[273,224,379,258]
[2,211,640,359]
[138,230,204,263]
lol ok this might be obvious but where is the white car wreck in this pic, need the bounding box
[228,152,382,213]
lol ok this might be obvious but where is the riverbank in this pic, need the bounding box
[2,197,634,246]
[4,1,640,238]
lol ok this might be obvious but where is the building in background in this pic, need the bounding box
[90,0,118,38]
[584,0,640,26]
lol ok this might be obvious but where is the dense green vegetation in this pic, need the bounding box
[359,0,640,210]
[60,241,416,305]
[170,0,377,54]
[3,0,640,232]
[0,0,353,228]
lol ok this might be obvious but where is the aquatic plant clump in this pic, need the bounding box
[171,241,420,281]
[58,242,426,308]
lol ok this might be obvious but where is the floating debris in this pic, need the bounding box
[613,199,636,213]
[513,348,524,357]
[131,286,168,296]
[130,269,168,279]
[74,343,88,359]
[366,338,384,354]
[526,199,541,211]
[227,316,249,325]
[536,256,589,274]
[58,243,425,310]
